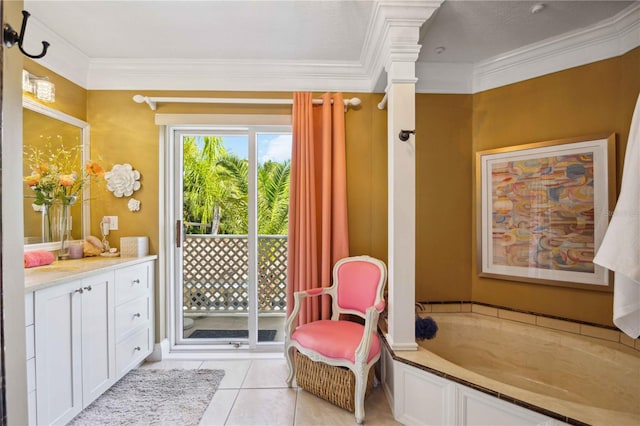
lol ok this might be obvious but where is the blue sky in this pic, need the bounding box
[222,133,291,164]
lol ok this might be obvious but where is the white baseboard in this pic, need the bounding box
[148,338,170,361]
[382,379,395,418]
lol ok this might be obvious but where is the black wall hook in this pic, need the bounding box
[3,10,50,59]
[398,129,415,142]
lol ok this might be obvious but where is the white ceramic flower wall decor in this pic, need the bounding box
[128,198,141,212]
[105,163,141,197]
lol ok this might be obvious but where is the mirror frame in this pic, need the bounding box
[23,97,91,252]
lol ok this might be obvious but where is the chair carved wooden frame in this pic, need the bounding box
[285,255,387,424]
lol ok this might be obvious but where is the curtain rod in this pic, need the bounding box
[132,95,361,111]
[377,92,388,110]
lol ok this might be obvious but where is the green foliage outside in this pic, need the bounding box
[182,136,290,236]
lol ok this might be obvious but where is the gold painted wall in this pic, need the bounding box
[415,94,473,302]
[34,47,638,340]
[87,91,161,250]
[86,91,388,259]
[344,93,388,262]
[24,59,87,120]
[86,91,389,341]
[471,46,640,326]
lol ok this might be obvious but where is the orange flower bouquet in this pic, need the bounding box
[24,140,104,207]
[24,139,104,254]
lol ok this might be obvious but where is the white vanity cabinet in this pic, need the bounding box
[25,293,36,425]
[34,272,115,426]
[114,262,154,377]
[25,257,156,426]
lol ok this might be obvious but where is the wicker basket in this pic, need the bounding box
[295,352,374,412]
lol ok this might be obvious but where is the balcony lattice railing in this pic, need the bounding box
[183,235,287,313]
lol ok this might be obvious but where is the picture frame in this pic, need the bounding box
[476,134,616,290]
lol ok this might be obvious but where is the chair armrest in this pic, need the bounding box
[303,287,328,297]
[354,304,384,364]
[293,287,332,306]
[284,287,333,339]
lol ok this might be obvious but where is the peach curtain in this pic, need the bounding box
[287,92,349,325]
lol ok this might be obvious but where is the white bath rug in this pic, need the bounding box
[69,368,225,426]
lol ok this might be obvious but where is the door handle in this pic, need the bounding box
[176,219,182,248]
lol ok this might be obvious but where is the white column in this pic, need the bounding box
[375,1,444,349]
[386,59,419,350]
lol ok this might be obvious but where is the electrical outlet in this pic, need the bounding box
[105,216,118,230]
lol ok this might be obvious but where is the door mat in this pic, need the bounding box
[189,329,277,341]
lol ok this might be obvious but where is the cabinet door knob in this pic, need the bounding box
[132,279,141,284]
[133,313,141,318]
[73,288,84,294]
[83,285,92,292]
[134,346,141,351]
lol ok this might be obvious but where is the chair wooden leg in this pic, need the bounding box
[285,346,295,387]
[354,365,367,424]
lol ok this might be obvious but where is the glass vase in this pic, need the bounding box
[42,202,72,259]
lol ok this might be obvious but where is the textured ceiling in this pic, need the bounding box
[25,0,374,61]
[419,0,635,63]
[25,0,634,64]
[21,0,638,91]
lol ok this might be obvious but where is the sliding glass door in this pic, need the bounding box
[172,126,291,349]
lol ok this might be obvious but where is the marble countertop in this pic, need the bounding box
[24,255,157,293]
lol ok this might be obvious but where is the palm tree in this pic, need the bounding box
[183,136,290,236]
[182,136,232,234]
[215,155,249,234]
[257,160,290,235]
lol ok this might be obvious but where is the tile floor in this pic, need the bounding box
[140,357,401,426]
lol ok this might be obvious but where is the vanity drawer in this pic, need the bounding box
[115,296,150,341]
[115,263,150,305]
[116,326,150,377]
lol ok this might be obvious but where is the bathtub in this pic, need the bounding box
[383,312,640,426]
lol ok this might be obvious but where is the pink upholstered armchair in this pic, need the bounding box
[285,255,387,424]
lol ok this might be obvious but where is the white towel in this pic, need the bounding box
[593,92,640,339]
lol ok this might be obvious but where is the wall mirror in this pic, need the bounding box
[23,97,90,251]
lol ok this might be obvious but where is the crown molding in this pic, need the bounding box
[32,2,638,94]
[30,17,90,88]
[471,2,640,93]
[86,0,442,92]
[86,59,372,92]
[360,0,443,91]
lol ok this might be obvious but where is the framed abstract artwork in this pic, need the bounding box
[476,134,616,290]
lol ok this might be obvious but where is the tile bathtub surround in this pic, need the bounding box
[471,303,498,317]
[620,333,637,349]
[416,301,472,313]
[418,301,640,350]
[535,316,581,334]
[579,324,621,342]
[497,309,536,325]
[394,310,640,426]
